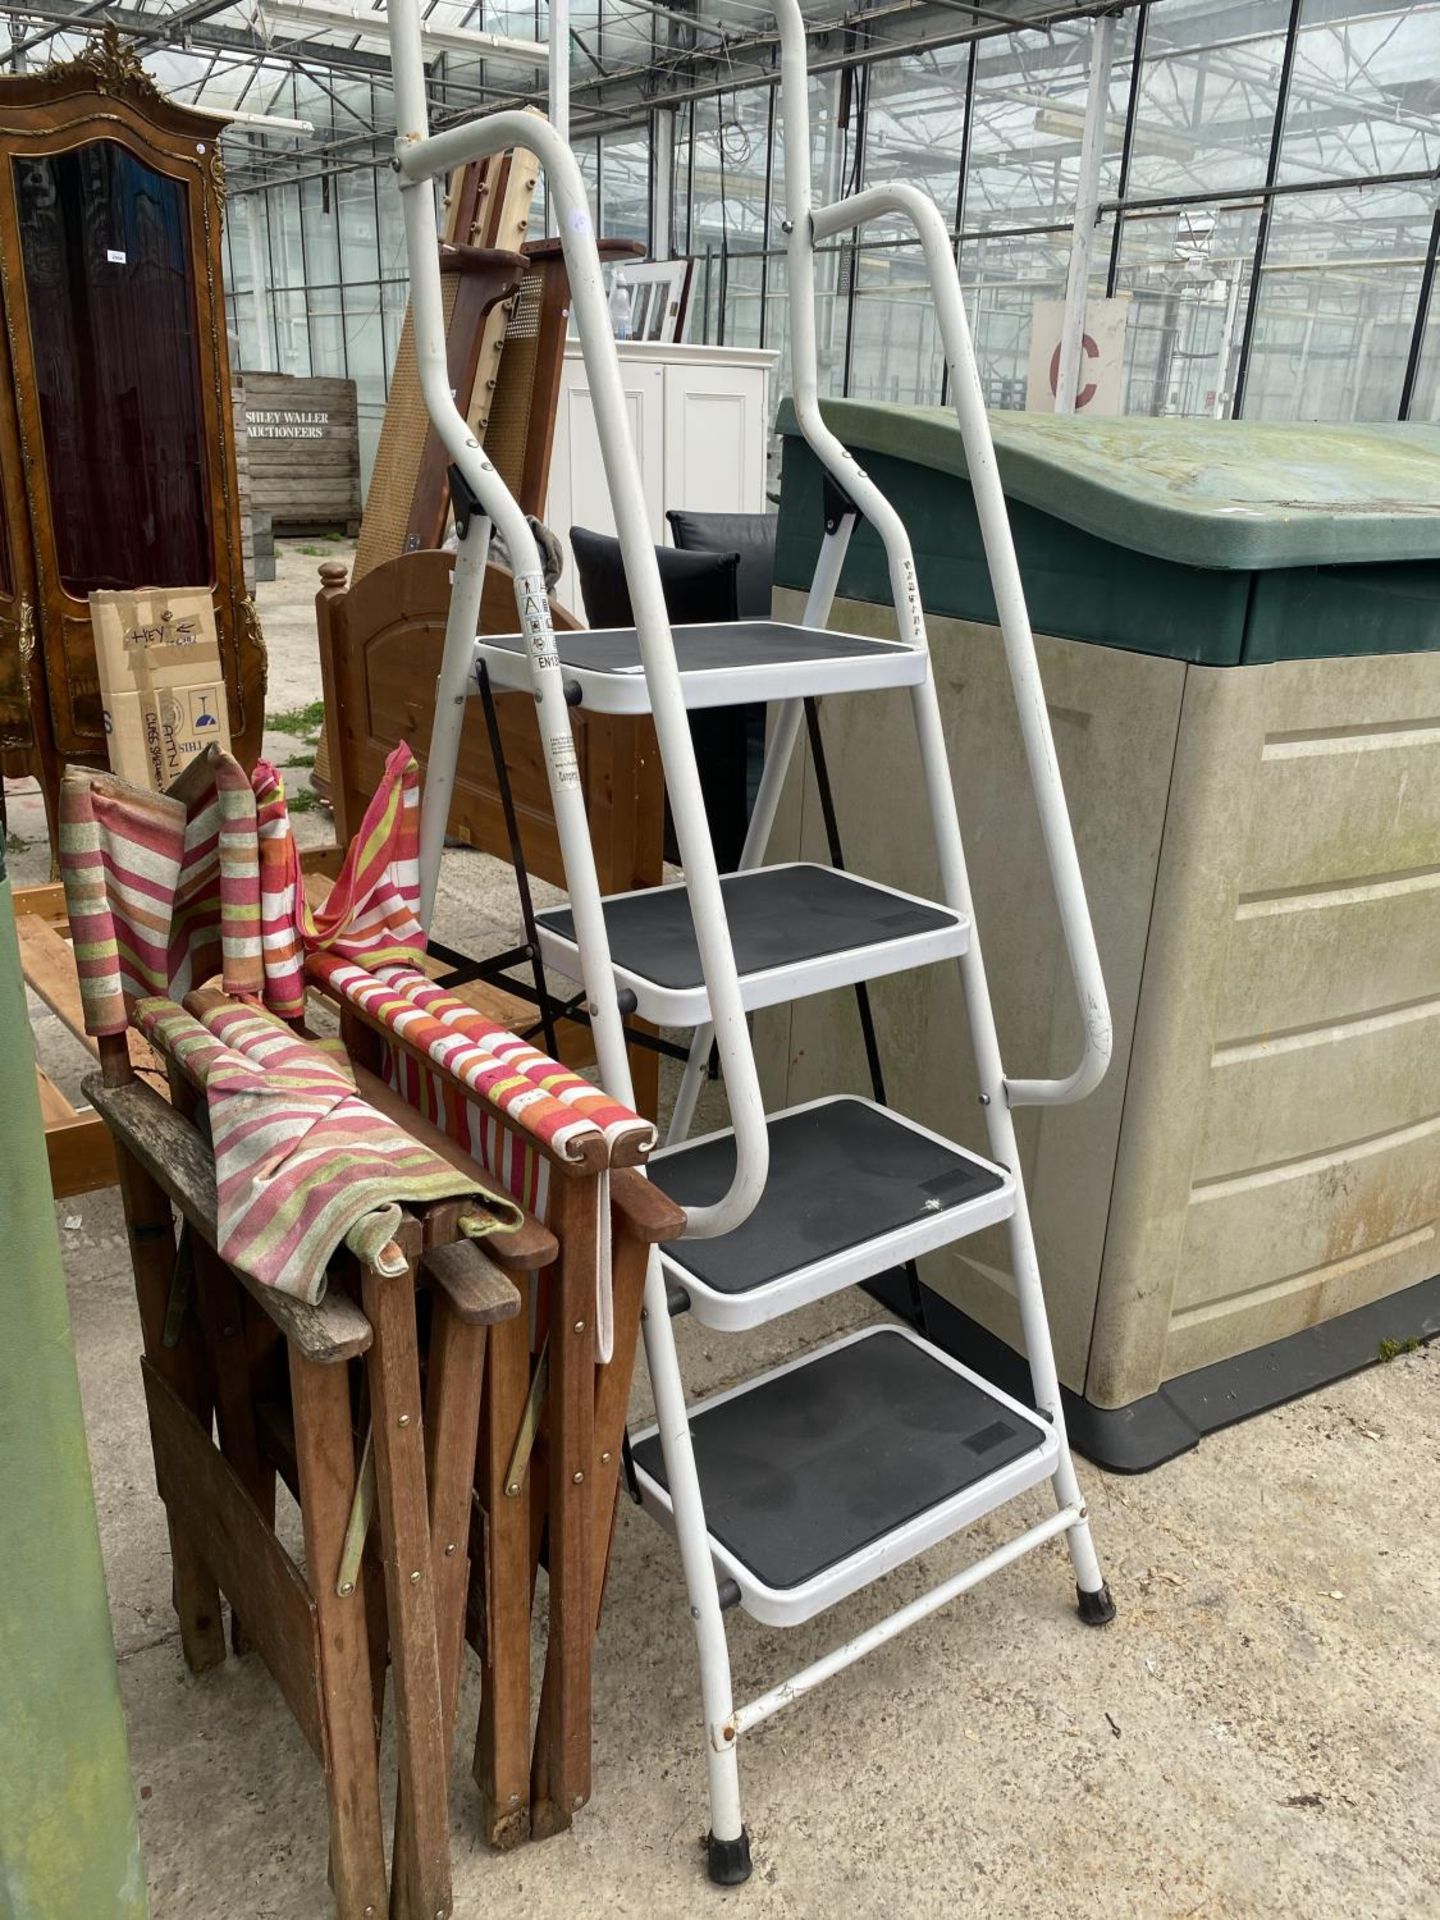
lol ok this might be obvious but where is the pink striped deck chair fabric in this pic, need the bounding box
[133,996,519,1302]
[309,957,659,1362]
[310,959,655,1170]
[59,748,263,1036]
[250,742,657,1347]
[255,741,655,1182]
[253,743,425,1018]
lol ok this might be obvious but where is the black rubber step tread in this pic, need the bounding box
[652,1098,1006,1295]
[536,865,960,991]
[633,1328,1048,1593]
[483,621,905,674]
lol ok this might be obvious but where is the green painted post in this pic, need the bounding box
[0,851,149,1920]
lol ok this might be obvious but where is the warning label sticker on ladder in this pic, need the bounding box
[518,569,559,674]
[548,733,580,790]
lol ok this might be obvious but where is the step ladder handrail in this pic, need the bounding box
[388,0,768,1236]
[773,0,1110,1108]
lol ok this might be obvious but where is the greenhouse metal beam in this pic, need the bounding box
[0,0,397,77]
[259,0,546,66]
[554,0,1104,126]
[9,0,109,59]
[14,0,236,59]
[1054,7,1115,414]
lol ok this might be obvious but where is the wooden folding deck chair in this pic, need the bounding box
[250,738,682,1846]
[309,954,685,1846]
[57,747,554,1918]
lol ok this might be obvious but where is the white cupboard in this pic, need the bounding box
[545,340,776,623]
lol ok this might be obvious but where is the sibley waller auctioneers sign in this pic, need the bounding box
[248,408,331,439]
[238,371,361,533]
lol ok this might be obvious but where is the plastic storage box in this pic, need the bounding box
[763,400,1440,1467]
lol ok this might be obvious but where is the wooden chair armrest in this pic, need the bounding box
[314,964,613,1174]
[83,1073,372,1365]
[420,1242,522,1326]
[601,1128,654,1172]
[610,1166,686,1244]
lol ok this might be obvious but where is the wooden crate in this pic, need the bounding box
[17,883,124,1198]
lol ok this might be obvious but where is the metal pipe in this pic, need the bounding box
[1398,207,1440,423]
[637,1246,745,1843]
[392,6,651,1326]
[664,515,857,1147]
[1231,0,1305,420]
[392,0,754,1814]
[390,100,629,1064]
[388,11,756,1816]
[392,54,768,1240]
[650,101,676,257]
[265,0,547,64]
[399,25,758,1821]
[792,111,1111,1594]
[803,183,1111,1104]
[1214,259,1243,418]
[731,1506,1082,1736]
[1054,9,1116,414]
[549,0,569,144]
[1099,164,1439,219]
[1104,0,1146,298]
[417,515,491,927]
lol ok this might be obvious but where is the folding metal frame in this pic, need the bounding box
[388,0,1115,1881]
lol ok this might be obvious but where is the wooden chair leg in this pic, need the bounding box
[414,1202,492,1739]
[192,1242,277,1656]
[343,1370,390,1749]
[362,1537,390,1748]
[530,1217,650,1802]
[383,1291,488,1916]
[168,1048,275,1660]
[529,1179,597,1840]
[472,1276,533,1849]
[359,1241,452,1920]
[112,1143,227,1674]
[424,1303,489,1743]
[586,1225,649,1627]
[290,1348,389,1920]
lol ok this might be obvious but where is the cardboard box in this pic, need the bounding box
[89,588,231,791]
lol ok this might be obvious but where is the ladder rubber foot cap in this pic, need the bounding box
[1076,1582,1117,1627]
[707,1829,752,1886]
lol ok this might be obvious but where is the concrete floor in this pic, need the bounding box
[15,542,1440,1918]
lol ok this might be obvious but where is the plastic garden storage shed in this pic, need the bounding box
[761,401,1440,1468]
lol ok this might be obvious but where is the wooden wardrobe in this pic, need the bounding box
[0,31,264,836]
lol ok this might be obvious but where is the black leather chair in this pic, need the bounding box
[568,526,751,869]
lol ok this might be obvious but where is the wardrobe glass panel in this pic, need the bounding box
[15,139,213,593]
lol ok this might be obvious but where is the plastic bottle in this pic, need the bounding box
[610,273,632,341]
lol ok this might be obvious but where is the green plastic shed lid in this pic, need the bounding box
[776,398,1440,572]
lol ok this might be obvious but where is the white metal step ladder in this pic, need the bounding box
[387,0,1114,1883]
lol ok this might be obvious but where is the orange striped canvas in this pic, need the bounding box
[252,743,426,1019]
[310,955,655,1168]
[302,742,424,966]
[252,759,307,1017]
